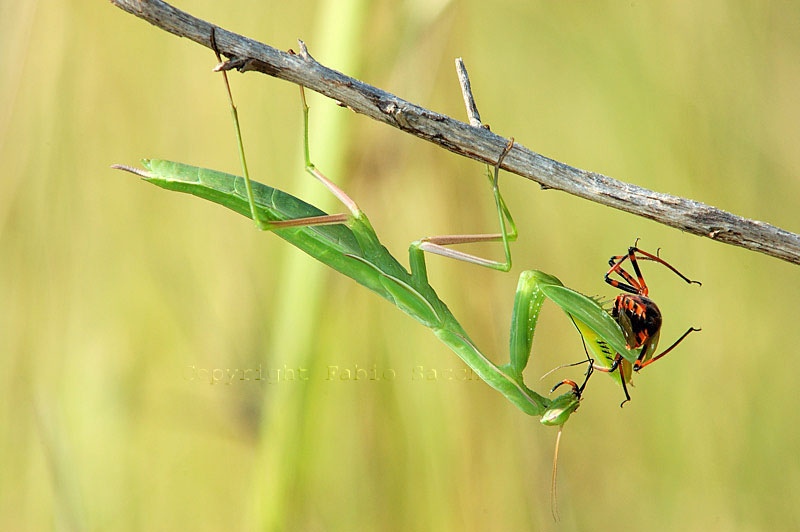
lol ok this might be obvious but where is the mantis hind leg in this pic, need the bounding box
[298,86,361,217]
[210,29,355,231]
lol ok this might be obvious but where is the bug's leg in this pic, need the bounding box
[578,361,594,395]
[626,246,649,296]
[634,327,701,371]
[551,359,594,397]
[608,255,625,264]
[630,247,702,287]
[589,354,631,406]
[610,264,640,294]
[617,361,631,407]
[591,354,621,374]
[633,341,651,368]
[604,253,642,295]
[539,319,599,394]
[550,379,579,394]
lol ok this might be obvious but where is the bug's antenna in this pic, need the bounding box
[542,315,599,389]
[540,359,590,382]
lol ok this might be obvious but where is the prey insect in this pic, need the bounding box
[541,245,702,407]
[594,245,702,404]
[113,34,594,426]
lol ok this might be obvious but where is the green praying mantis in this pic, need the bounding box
[113,37,701,518]
[113,39,702,424]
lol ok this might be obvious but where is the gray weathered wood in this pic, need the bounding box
[455,58,483,128]
[109,0,800,266]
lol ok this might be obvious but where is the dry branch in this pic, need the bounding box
[110,0,800,266]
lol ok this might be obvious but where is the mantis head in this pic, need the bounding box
[539,389,581,426]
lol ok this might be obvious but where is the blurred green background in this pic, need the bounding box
[2,0,799,530]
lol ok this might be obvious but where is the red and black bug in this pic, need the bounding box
[594,243,702,405]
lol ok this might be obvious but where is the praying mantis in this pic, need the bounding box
[113,38,701,430]
[113,36,704,520]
